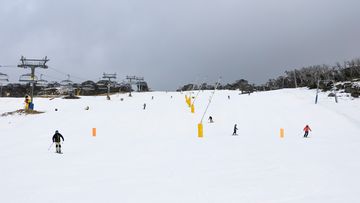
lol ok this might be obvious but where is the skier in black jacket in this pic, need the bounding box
[52,130,64,153]
[232,124,238,135]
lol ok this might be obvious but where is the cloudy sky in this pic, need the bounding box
[0,0,359,90]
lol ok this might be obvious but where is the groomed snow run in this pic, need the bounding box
[1,88,360,203]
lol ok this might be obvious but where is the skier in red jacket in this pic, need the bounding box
[303,125,312,138]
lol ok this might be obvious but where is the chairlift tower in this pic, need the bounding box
[126,75,145,95]
[0,72,9,97]
[315,79,338,104]
[17,56,49,103]
[103,73,116,99]
[136,77,145,91]
[294,69,298,88]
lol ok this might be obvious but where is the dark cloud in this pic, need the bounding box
[1,0,359,90]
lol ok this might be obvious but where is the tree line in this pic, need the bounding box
[178,58,360,97]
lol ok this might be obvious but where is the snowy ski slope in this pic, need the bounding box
[0,88,359,203]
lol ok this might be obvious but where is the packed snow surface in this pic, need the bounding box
[1,89,360,203]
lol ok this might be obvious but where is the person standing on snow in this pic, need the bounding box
[232,124,238,135]
[303,125,312,138]
[143,103,146,110]
[52,130,64,153]
[24,95,30,110]
[209,116,214,123]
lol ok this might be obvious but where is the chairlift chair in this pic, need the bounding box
[60,79,73,86]
[19,73,38,83]
[0,73,9,97]
[82,84,95,91]
[96,80,108,90]
[80,80,96,91]
[59,75,75,96]
[36,74,48,87]
[60,75,73,87]
[0,73,9,82]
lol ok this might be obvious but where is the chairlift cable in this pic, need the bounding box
[0,65,17,68]
[200,77,221,123]
[48,66,90,82]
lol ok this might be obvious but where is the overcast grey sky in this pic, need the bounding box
[0,0,359,90]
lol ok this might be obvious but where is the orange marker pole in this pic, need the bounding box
[280,128,284,138]
[92,128,97,137]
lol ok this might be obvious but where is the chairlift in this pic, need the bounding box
[80,80,96,91]
[0,73,9,97]
[0,72,9,82]
[58,74,74,96]
[82,84,95,91]
[19,73,38,83]
[60,74,73,86]
[36,74,48,87]
[96,80,108,90]
[136,81,148,92]
[103,73,117,80]
[47,81,61,88]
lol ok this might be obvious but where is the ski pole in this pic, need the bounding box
[48,142,54,151]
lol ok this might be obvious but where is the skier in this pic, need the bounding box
[52,130,64,154]
[143,103,146,110]
[228,95,230,100]
[303,125,312,138]
[232,124,238,135]
[209,116,214,123]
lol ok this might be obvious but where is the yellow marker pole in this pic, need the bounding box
[280,128,284,138]
[198,123,203,138]
[188,98,192,107]
[92,128,97,137]
[191,104,195,113]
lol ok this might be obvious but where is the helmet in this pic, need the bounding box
[55,130,59,133]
